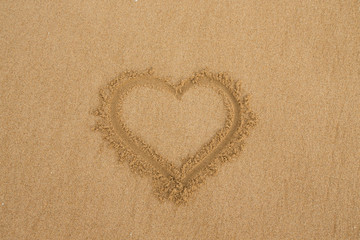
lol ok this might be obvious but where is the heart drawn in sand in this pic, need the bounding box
[93,69,257,204]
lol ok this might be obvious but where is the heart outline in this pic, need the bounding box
[93,69,257,204]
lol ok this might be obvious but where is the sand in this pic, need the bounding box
[1,0,360,239]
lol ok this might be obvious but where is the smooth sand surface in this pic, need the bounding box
[1,1,359,239]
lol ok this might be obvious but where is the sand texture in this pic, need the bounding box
[1,0,360,239]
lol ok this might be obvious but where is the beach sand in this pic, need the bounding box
[1,1,359,239]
